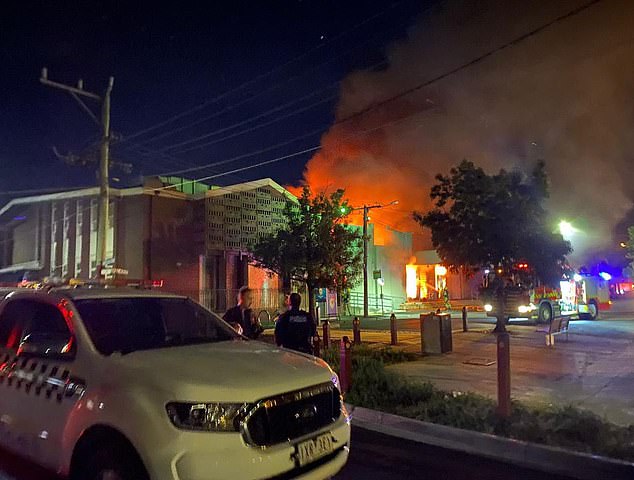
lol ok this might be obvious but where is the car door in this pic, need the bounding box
[0,297,80,470]
[17,298,82,470]
[0,298,36,456]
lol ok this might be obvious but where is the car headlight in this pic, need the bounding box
[484,304,493,312]
[166,402,252,432]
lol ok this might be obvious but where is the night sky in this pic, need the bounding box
[0,0,425,198]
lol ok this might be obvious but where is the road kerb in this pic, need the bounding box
[346,404,634,480]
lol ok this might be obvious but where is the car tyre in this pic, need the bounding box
[538,303,552,324]
[72,441,149,480]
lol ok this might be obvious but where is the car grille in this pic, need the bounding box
[243,382,341,447]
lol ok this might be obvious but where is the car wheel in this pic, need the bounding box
[538,303,552,324]
[73,442,149,480]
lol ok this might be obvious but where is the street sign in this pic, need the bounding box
[373,269,382,280]
[327,289,338,316]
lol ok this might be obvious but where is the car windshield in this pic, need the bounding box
[75,297,240,355]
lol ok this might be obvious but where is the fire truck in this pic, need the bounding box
[482,267,611,323]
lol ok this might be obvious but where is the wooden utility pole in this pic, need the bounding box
[40,68,114,279]
[357,200,399,318]
[98,77,114,277]
[363,205,369,318]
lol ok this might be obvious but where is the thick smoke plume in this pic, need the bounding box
[300,0,634,261]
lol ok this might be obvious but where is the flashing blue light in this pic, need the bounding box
[599,272,612,281]
[13,216,26,221]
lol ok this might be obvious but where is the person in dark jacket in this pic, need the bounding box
[223,287,262,339]
[275,293,316,354]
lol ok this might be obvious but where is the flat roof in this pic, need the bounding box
[0,183,189,219]
[200,177,297,201]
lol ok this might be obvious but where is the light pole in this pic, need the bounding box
[355,200,398,318]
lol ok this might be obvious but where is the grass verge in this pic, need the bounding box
[324,344,634,462]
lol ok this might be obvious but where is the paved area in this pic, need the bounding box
[330,296,634,426]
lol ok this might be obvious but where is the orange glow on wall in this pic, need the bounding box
[373,224,388,246]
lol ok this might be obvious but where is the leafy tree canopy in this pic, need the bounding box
[251,186,363,314]
[414,160,571,286]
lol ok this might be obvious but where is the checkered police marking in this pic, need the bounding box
[0,350,85,403]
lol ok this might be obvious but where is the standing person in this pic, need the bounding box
[275,293,316,354]
[223,286,263,339]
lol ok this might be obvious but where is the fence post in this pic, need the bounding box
[390,313,398,345]
[322,319,330,349]
[496,331,511,417]
[462,306,469,332]
[340,336,352,393]
[313,335,321,358]
[419,313,425,355]
[352,316,361,344]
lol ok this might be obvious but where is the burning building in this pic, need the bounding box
[297,0,634,262]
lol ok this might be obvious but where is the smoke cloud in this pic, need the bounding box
[299,0,634,261]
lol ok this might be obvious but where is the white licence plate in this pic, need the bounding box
[295,432,334,467]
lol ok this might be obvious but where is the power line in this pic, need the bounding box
[151,0,609,199]
[166,91,340,154]
[148,125,326,177]
[150,146,322,194]
[334,0,604,127]
[0,148,319,248]
[154,84,339,153]
[130,56,389,149]
[117,0,411,145]
[6,0,604,213]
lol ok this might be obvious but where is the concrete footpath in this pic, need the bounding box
[326,315,634,426]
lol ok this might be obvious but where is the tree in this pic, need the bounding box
[414,159,571,328]
[250,187,363,319]
[415,159,571,418]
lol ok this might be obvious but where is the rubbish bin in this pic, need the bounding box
[420,313,453,354]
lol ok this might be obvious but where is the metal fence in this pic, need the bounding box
[346,291,401,316]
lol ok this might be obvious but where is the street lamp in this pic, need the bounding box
[559,220,576,238]
[354,200,399,318]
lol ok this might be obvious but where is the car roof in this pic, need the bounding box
[51,287,187,301]
[0,287,21,299]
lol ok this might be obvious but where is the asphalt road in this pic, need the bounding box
[336,427,579,480]
[0,426,578,480]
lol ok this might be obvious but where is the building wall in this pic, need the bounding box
[349,223,413,313]
[149,195,203,292]
[11,208,38,265]
[116,195,147,279]
[205,184,288,254]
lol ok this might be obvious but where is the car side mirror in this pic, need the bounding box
[18,332,76,360]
